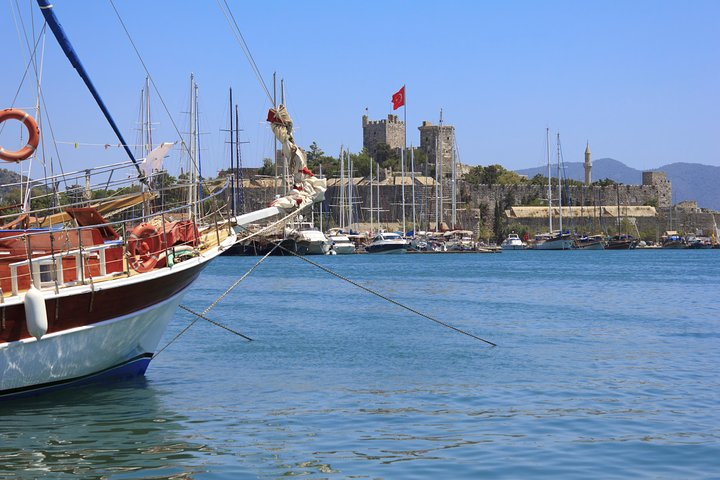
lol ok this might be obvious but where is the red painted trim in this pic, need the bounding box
[0,261,208,343]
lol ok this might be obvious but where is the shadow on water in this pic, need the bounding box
[0,378,212,479]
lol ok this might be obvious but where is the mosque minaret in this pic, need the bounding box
[584,142,592,185]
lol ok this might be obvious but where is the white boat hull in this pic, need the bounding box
[330,243,355,254]
[533,237,574,250]
[0,288,187,397]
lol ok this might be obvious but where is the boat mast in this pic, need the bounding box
[411,147,417,234]
[281,78,287,194]
[145,76,152,156]
[546,127,552,233]
[339,146,345,230]
[229,87,235,216]
[434,117,440,230]
[438,108,444,228]
[347,150,353,231]
[370,155,374,235]
[235,104,245,214]
[273,72,278,197]
[451,140,457,228]
[36,0,145,180]
[557,131,562,234]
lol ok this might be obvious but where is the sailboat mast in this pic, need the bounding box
[347,150,353,231]
[401,147,406,234]
[281,78,287,194]
[273,72,278,197]
[235,104,244,214]
[439,109,444,227]
[145,76,152,155]
[36,0,144,179]
[229,87,235,216]
[451,142,457,228]
[370,156,374,234]
[411,147,417,234]
[546,127,552,233]
[557,131,562,234]
[339,146,345,230]
[188,74,197,219]
[195,81,203,204]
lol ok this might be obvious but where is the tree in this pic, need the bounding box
[257,158,275,176]
[374,143,399,170]
[350,150,371,177]
[307,141,324,163]
[464,164,527,186]
[593,178,618,187]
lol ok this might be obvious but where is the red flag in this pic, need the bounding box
[392,86,405,110]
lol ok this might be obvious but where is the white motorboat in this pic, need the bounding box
[287,221,331,255]
[326,229,356,254]
[500,233,527,250]
[365,232,408,254]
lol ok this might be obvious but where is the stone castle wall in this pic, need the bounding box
[239,180,715,239]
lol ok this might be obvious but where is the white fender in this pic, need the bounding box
[24,285,48,340]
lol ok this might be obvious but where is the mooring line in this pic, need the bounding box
[278,245,497,347]
[154,243,279,357]
[179,305,253,341]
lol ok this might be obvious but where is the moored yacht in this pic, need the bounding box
[287,221,331,255]
[365,232,408,254]
[326,229,356,254]
[574,234,605,250]
[500,232,527,250]
[532,231,574,250]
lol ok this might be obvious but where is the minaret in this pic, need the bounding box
[584,142,592,185]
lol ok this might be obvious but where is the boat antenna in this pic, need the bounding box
[36,0,146,183]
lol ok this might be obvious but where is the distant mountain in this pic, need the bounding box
[516,158,720,210]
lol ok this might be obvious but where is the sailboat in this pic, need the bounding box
[0,1,253,398]
[532,130,573,250]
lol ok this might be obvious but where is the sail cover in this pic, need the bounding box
[266,105,326,212]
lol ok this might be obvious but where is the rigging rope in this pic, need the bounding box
[276,245,497,347]
[107,0,200,176]
[216,0,274,106]
[153,242,280,357]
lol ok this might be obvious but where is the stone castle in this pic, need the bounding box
[237,114,716,238]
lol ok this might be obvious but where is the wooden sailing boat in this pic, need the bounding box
[0,1,240,398]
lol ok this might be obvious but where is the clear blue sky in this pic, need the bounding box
[2,0,718,179]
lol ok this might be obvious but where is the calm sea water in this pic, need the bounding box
[1,250,719,479]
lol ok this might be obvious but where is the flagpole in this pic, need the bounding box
[401,85,407,236]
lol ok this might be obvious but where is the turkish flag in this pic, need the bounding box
[392,86,405,110]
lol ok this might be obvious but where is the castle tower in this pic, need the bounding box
[418,120,455,178]
[362,114,405,158]
[584,142,592,185]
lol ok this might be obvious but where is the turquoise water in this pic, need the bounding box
[1,251,719,478]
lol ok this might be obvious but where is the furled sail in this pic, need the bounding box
[266,105,326,212]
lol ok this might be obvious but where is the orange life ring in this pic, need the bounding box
[127,223,162,273]
[0,108,40,162]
